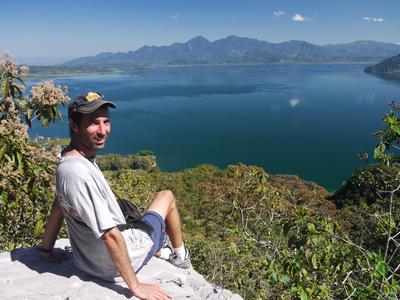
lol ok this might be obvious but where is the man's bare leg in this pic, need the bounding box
[146,190,183,249]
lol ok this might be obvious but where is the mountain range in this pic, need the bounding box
[64,35,400,67]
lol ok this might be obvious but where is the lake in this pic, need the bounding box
[29,64,400,191]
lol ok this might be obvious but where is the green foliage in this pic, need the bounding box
[331,163,400,208]
[97,153,157,171]
[107,169,156,212]
[0,119,57,250]
[374,101,400,165]
[0,53,69,250]
[28,64,147,76]
[105,158,400,298]
[181,164,399,298]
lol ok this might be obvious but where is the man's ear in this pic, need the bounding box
[70,119,79,133]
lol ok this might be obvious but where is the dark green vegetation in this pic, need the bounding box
[2,54,400,299]
[365,54,400,75]
[32,37,400,76]
[97,151,157,172]
[29,64,147,76]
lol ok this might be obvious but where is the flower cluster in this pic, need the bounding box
[0,118,29,140]
[0,97,17,116]
[30,81,70,106]
[0,52,29,79]
[19,65,29,77]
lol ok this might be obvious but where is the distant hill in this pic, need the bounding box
[64,36,400,67]
[27,36,400,75]
[325,41,400,62]
[364,53,400,75]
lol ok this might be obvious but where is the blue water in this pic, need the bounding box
[29,64,400,191]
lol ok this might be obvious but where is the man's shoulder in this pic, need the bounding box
[57,156,93,178]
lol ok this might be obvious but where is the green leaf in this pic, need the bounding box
[16,151,23,172]
[34,219,44,237]
[4,153,13,162]
[366,250,376,259]
[311,237,320,246]
[391,124,400,135]
[272,272,278,282]
[375,261,388,277]
[300,290,309,300]
[279,275,290,285]
[325,223,334,234]
[305,250,312,260]
[1,190,8,204]
[374,142,386,159]
[311,254,318,269]
[384,112,396,125]
[307,223,315,233]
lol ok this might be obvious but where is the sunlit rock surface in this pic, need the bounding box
[0,239,242,300]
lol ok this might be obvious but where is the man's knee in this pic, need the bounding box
[148,190,176,218]
[157,190,177,209]
[156,189,174,201]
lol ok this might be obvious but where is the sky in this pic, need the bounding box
[1,0,399,63]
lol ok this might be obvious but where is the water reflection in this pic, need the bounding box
[289,98,300,107]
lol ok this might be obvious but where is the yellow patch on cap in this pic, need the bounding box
[85,92,101,102]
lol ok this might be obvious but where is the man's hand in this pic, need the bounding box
[132,282,171,300]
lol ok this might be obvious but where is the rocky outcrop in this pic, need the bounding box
[0,239,242,300]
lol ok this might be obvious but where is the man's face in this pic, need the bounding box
[72,106,111,153]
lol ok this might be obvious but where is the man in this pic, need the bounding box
[38,92,190,300]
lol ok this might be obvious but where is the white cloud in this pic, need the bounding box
[362,16,384,22]
[170,14,180,20]
[273,11,285,17]
[289,98,300,107]
[292,14,311,22]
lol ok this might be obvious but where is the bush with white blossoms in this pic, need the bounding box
[0,53,69,250]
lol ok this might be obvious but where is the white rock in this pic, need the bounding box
[0,239,243,300]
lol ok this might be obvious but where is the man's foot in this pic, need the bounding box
[167,247,191,269]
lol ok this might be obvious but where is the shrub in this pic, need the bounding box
[97,153,156,171]
[189,164,399,298]
[331,163,400,208]
[0,53,69,251]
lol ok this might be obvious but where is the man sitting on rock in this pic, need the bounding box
[38,92,190,300]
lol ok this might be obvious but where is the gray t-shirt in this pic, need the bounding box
[56,156,153,282]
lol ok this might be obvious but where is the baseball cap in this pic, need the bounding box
[68,91,117,118]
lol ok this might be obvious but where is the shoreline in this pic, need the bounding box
[27,62,375,78]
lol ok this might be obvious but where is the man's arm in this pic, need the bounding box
[39,197,68,262]
[101,227,171,300]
